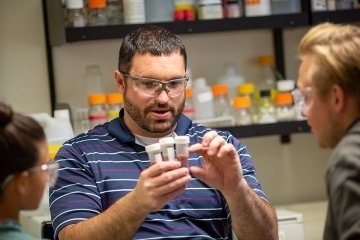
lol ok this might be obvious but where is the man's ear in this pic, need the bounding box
[114,70,125,94]
[332,84,345,113]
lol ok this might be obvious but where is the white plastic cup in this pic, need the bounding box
[145,143,163,164]
[159,137,176,161]
[175,136,190,167]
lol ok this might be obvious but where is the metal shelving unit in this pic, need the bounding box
[41,0,359,139]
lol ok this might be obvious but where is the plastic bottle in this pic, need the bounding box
[84,65,104,97]
[123,0,145,24]
[174,0,195,21]
[237,83,258,123]
[212,84,231,118]
[192,78,214,120]
[183,88,195,120]
[88,93,107,128]
[258,89,276,124]
[275,92,296,122]
[175,135,190,167]
[217,63,244,101]
[65,0,87,27]
[88,0,107,26]
[245,0,271,16]
[233,96,252,125]
[159,137,176,161]
[271,0,301,14]
[145,0,174,23]
[226,0,242,18]
[256,55,282,92]
[106,0,124,25]
[145,143,163,164]
[106,93,124,121]
[198,0,223,20]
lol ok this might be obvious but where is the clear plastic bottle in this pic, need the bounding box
[217,63,244,101]
[106,93,124,121]
[106,0,124,25]
[233,96,252,125]
[192,78,214,120]
[88,93,107,128]
[88,0,107,26]
[275,92,296,122]
[84,65,104,97]
[245,0,271,16]
[183,88,195,120]
[65,0,87,27]
[258,89,276,124]
[212,84,231,118]
[237,83,258,123]
[123,0,145,24]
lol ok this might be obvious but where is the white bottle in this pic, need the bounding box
[192,78,214,120]
[123,0,145,24]
[217,63,244,101]
[245,0,271,17]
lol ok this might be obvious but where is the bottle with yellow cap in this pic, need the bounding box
[237,83,259,123]
[88,93,107,128]
[212,84,231,118]
[233,96,252,125]
[275,92,295,122]
[106,93,123,121]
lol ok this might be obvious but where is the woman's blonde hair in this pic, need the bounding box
[299,22,360,105]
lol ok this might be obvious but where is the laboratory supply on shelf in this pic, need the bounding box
[225,0,242,18]
[271,0,301,14]
[84,64,104,97]
[123,0,145,24]
[256,55,283,93]
[311,0,327,11]
[237,83,258,123]
[73,106,90,134]
[145,143,163,164]
[88,93,107,128]
[212,84,231,118]
[197,0,223,20]
[106,93,123,121]
[106,0,123,25]
[183,88,195,120]
[87,0,107,26]
[233,96,252,125]
[258,89,276,124]
[276,79,295,93]
[245,0,271,16]
[175,135,190,167]
[174,0,196,21]
[217,63,244,100]
[145,0,174,23]
[275,92,296,121]
[159,137,176,161]
[65,0,87,27]
[192,77,214,120]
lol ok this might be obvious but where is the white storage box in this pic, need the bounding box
[277,209,305,240]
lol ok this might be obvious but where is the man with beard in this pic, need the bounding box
[50,25,277,240]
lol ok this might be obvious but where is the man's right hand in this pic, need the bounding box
[132,161,190,212]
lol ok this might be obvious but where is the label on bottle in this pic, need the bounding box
[197,92,213,103]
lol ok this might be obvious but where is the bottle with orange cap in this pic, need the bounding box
[233,96,252,125]
[88,93,107,128]
[88,0,107,26]
[275,92,295,121]
[237,83,259,123]
[256,55,283,97]
[106,93,124,121]
[212,84,231,118]
[183,88,195,120]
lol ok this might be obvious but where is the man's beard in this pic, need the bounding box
[123,92,185,134]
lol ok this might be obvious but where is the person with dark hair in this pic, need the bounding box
[294,22,360,239]
[0,102,59,239]
[50,25,278,240]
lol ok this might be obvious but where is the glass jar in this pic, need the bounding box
[106,93,124,121]
[88,0,107,26]
[258,89,276,124]
[106,0,124,25]
[233,96,252,125]
[275,92,296,122]
[65,0,87,27]
[212,84,231,118]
